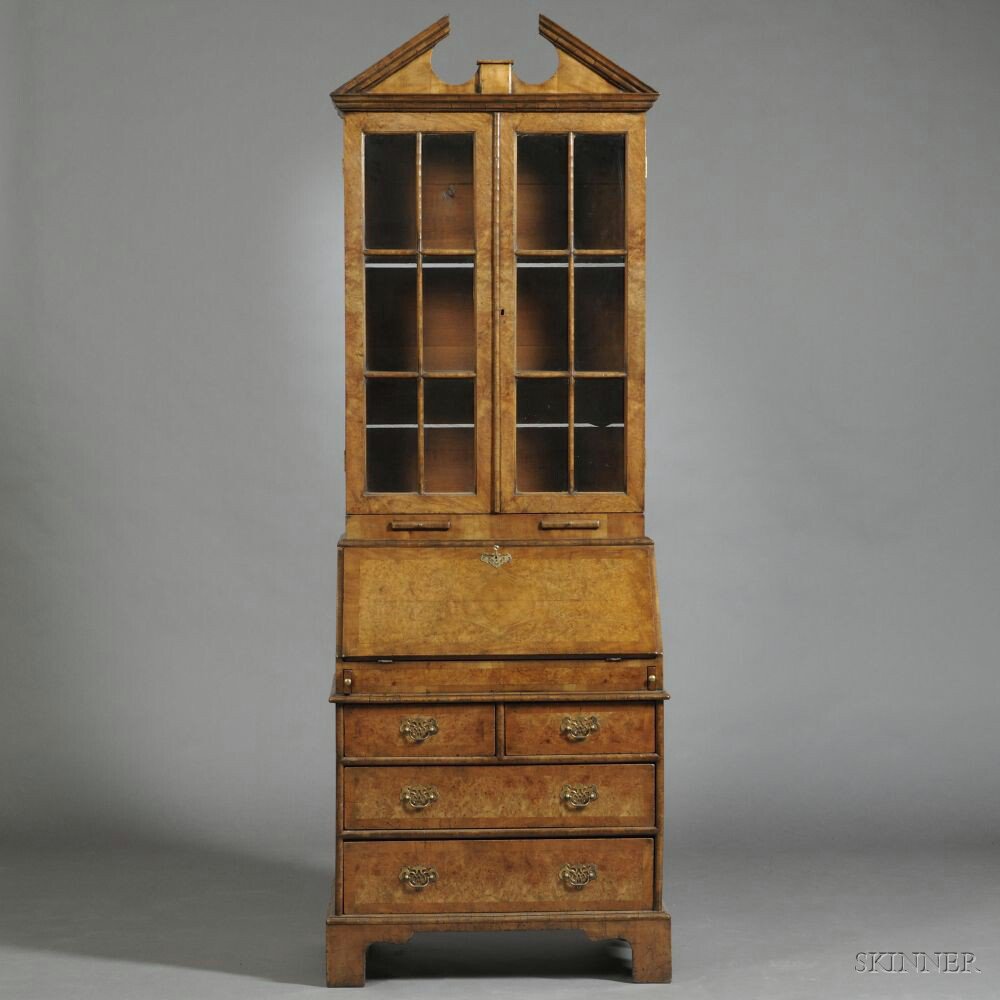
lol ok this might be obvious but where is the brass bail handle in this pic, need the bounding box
[400,785,438,810]
[559,863,598,889]
[561,783,599,809]
[399,716,439,744]
[399,865,437,890]
[560,714,601,742]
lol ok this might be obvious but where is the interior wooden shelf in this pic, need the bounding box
[516,377,569,493]
[366,378,418,493]
[514,371,627,379]
[424,378,475,493]
[511,377,626,494]
[575,378,625,493]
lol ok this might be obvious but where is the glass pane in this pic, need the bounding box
[423,265,475,372]
[574,134,625,250]
[422,134,475,251]
[574,264,625,371]
[424,378,475,493]
[516,378,568,493]
[574,378,625,492]
[516,264,568,371]
[366,378,417,493]
[517,134,568,251]
[364,134,416,250]
[365,264,417,371]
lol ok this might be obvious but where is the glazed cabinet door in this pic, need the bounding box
[344,113,494,512]
[498,114,645,513]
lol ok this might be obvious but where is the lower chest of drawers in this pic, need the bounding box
[335,700,663,918]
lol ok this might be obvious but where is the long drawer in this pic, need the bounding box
[343,763,655,830]
[342,837,654,915]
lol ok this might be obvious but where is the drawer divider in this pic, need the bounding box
[496,703,506,760]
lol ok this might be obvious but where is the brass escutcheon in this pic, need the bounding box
[559,863,598,889]
[480,544,512,569]
[400,785,438,810]
[398,865,437,890]
[399,716,439,744]
[560,714,601,742]
[560,783,599,809]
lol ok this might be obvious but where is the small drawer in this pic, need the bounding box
[504,702,656,756]
[343,837,653,915]
[343,763,655,830]
[341,704,495,759]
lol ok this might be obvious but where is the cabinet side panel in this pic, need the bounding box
[343,117,366,510]
[624,118,646,510]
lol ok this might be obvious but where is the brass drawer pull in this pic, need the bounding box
[559,863,598,890]
[389,520,451,531]
[399,716,438,744]
[560,714,600,742]
[538,520,601,531]
[561,783,599,809]
[399,865,437,890]
[480,544,512,568]
[400,785,438,810]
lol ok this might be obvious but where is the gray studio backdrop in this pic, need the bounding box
[2,0,999,864]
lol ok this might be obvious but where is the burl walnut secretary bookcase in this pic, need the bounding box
[326,15,670,986]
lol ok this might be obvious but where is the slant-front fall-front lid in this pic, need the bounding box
[338,542,661,659]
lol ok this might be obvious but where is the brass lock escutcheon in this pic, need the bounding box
[399,716,438,744]
[560,783,599,809]
[398,865,437,890]
[559,863,598,890]
[560,714,600,742]
[400,785,438,810]
[480,544,512,568]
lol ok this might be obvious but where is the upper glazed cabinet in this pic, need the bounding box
[342,48,647,515]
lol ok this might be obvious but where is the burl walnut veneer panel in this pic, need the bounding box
[504,702,657,756]
[342,705,495,758]
[339,544,660,659]
[343,837,654,914]
[343,763,655,830]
